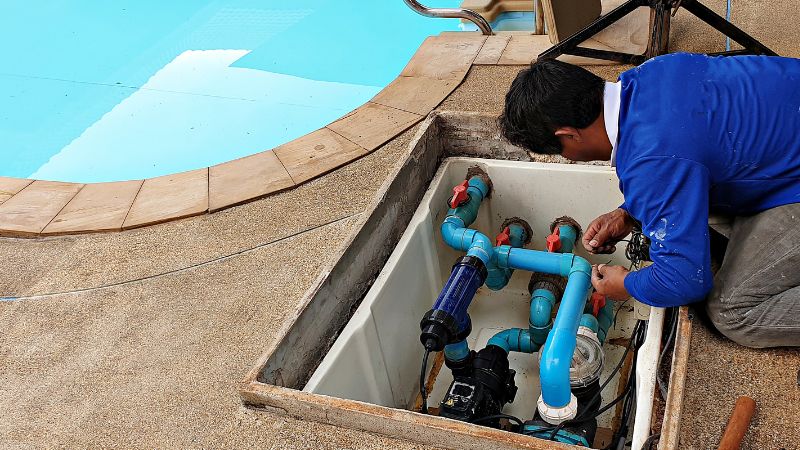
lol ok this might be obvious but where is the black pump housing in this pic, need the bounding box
[438,345,517,427]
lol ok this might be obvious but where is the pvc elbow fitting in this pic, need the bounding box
[488,328,538,354]
[569,255,592,277]
[465,232,493,265]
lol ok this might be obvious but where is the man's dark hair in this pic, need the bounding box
[499,59,604,154]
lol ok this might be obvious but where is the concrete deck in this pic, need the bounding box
[2,2,799,448]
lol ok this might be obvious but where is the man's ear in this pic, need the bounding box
[554,126,582,142]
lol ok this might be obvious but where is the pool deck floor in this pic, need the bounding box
[2,1,800,448]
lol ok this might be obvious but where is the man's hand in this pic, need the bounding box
[582,208,635,254]
[592,264,631,300]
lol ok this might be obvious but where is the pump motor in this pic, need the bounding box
[438,345,518,426]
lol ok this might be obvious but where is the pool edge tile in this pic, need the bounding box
[0,181,84,237]
[327,102,422,151]
[400,33,486,80]
[474,35,512,65]
[122,168,209,230]
[42,180,144,235]
[370,77,461,116]
[274,128,369,184]
[208,151,295,213]
[0,177,34,206]
[497,35,553,65]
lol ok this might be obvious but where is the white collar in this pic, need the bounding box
[604,81,621,166]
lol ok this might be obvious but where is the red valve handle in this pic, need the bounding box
[591,292,606,317]
[449,180,470,208]
[495,226,511,247]
[546,227,561,252]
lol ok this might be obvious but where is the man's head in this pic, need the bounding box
[499,59,612,162]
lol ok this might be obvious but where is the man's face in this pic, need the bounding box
[560,137,595,162]
[554,124,613,162]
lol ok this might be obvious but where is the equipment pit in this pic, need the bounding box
[240,112,691,450]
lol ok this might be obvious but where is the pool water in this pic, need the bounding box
[0,1,462,183]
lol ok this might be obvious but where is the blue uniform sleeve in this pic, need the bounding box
[621,156,713,307]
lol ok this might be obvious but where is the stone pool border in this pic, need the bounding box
[0,30,631,238]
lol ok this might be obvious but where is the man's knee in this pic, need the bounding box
[705,288,769,348]
[708,313,769,348]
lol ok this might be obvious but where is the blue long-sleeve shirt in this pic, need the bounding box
[616,53,800,307]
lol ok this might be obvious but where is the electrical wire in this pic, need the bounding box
[604,321,647,450]
[612,298,631,329]
[624,228,651,270]
[657,307,679,399]
[642,432,661,450]
[473,413,524,428]
[419,349,431,414]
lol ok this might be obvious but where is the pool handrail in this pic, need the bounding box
[402,0,493,35]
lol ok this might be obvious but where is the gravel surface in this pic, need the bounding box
[679,313,800,450]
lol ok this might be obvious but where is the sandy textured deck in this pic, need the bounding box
[3,2,799,448]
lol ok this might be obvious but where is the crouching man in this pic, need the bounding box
[500,53,800,348]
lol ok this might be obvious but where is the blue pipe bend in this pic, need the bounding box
[539,263,592,408]
[488,328,539,354]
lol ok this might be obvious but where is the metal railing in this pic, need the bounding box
[403,0,493,35]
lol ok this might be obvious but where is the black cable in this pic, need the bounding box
[657,307,679,399]
[624,228,650,270]
[420,349,430,414]
[473,413,524,428]
[613,298,631,329]
[605,321,647,450]
[642,432,661,450]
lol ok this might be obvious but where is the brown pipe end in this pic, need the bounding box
[465,165,493,198]
[501,217,533,246]
[718,396,756,450]
[550,215,583,239]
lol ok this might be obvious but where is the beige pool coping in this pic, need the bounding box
[0,30,635,238]
[0,33,479,237]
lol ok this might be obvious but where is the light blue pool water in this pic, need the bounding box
[0,1,464,183]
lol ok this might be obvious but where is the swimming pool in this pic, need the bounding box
[1,1,464,183]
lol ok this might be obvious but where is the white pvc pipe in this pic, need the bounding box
[631,306,665,450]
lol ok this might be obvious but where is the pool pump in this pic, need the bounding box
[438,345,518,426]
[417,167,614,446]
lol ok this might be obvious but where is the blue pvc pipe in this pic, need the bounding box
[488,328,539,354]
[497,246,576,277]
[507,223,528,248]
[529,288,556,345]
[557,224,578,253]
[539,263,592,408]
[496,246,594,407]
[444,339,471,361]
[486,222,529,290]
[580,313,599,334]
[442,178,528,290]
[448,176,490,227]
[596,301,615,344]
[441,176,494,266]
